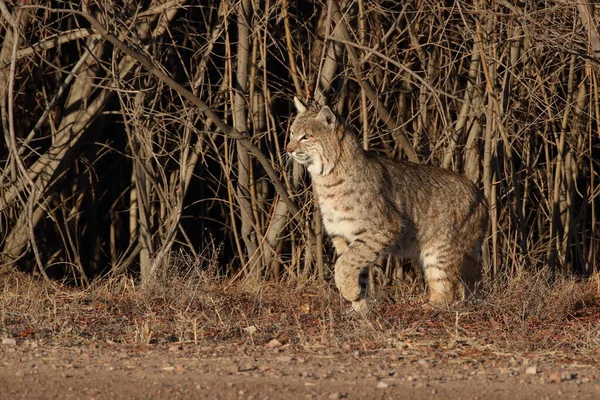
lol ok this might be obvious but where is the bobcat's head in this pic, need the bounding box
[287,97,344,176]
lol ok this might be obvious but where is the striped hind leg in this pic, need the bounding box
[420,248,464,307]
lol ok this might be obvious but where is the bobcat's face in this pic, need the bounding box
[287,98,342,176]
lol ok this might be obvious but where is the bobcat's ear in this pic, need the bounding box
[316,106,337,129]
[294,97,308,114]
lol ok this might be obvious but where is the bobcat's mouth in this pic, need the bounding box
[291,151,311,164]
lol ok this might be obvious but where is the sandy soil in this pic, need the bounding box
[2,340,599,400]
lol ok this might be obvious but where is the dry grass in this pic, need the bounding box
[2,263,599,362]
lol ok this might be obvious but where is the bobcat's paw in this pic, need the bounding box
[352,299,369,316]
[421,301,442,312]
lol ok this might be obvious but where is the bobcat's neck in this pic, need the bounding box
[312,130,365,189]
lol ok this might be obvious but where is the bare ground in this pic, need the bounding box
[1,271,599,399]
[2,339,599,399]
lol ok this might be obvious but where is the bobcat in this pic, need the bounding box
[287,97,489,313]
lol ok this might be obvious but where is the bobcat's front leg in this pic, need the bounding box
[334,238,385,313]
[331,235,349,256]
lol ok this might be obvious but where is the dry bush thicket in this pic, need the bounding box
[0,0,599,294]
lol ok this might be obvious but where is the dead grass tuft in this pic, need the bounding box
[476,270,598,322]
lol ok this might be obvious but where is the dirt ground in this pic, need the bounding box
[1,340,599,399]
[1,273,599,399]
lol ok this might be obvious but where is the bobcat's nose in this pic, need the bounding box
[285,141,297,153]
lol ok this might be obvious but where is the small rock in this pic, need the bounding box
[276,355,293,363]
[328,393,341,400]
[525,366,538,375]
[561,372,576,381]
[376,381,389,389]
[548,373,561,383]
[417,359,430,368]
[2,338,16,346]
[265,339,282,349]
